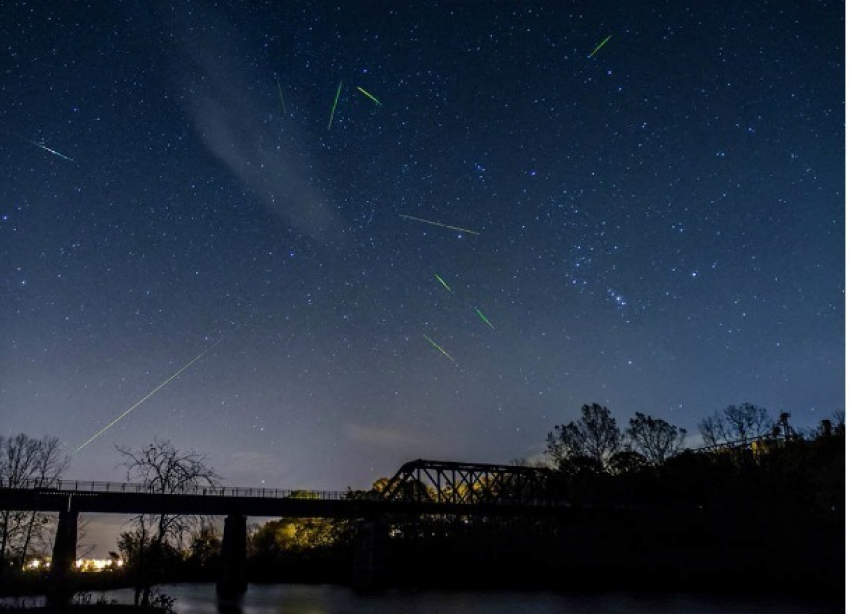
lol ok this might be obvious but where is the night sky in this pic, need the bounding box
[1,0,844,501]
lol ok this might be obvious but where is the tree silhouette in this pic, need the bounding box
[0,434,69,573]
[546,403,621,468]
[116,438,220,606]
[698,402,772,447]
[625,412,686,465]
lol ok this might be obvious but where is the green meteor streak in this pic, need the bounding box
[475,307,495,330]
[434,273,452,293]
[423,334,454,362]
[356,86,382,106]
[74,338,224,453]
[328,80,343,131]
[588,34,612,58]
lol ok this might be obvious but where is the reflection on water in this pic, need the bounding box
[0,596,46,609]
[87,583,843,614]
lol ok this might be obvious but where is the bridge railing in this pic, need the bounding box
[0,478,566,507]
[0,478,379,501]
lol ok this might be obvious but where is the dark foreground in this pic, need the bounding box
[1,502,843,603]
[3,582,845,614]
[2,433,844,610]
[1,608,159,613]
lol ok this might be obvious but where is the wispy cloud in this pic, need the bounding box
[172,9,346,244]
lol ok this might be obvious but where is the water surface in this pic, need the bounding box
[88,583,842,614]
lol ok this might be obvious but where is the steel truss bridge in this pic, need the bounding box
[0,459,573,597]
[382,459,555,505]
[0,459,560,516]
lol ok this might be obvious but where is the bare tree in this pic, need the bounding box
[830,410,845,436]
[625,413,686,465]
[0,434,69,571]
[725,403,772,442]
[116,438,220,606]
[546,403,621,468]
[698,403,773,447]
[697,413,725,448]
[75,517,96,560]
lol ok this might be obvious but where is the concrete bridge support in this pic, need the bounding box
[217,513,247,597]
[47,509,78,604]
[352,519,387,591]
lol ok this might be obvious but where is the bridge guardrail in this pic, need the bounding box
[0,478,380,501]
[0,479,566,507]
[1,479,576,507]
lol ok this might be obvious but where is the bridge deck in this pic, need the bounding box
[0,484,570,518]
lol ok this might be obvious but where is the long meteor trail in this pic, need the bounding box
[399,214,480,236]
[74,337,225,453]
[14,134,75,162]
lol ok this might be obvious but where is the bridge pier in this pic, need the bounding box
[217,513,247,597]
[352,518,387,591]
[47,509,78,605]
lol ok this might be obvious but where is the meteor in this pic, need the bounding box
[588,34,612,58]
[328,80,343,131]
[276,77,286,113]
[434,273,452,293]
[475,307,495,330]
[423,334,454,362]
[356,86,382,106]
[13,133,75,162]
[399,214,480,236]
[74,337,224,453]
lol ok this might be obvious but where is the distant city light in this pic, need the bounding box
[24,557,122,573]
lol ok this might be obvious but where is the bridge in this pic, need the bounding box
[0,459,565,597]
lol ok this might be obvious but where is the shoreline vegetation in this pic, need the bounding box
[0,404,844,610]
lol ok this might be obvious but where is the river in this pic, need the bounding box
[37,583,841,613]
